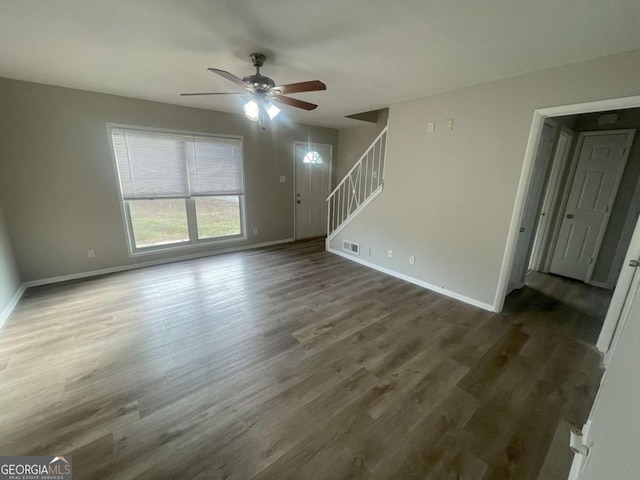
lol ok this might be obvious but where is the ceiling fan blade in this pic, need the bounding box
[272,95,318,111]
[207,68,254,91]
[180,92,246,96]
[269,80,326,95]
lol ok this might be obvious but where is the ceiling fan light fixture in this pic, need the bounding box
[243,100,260,121]
[266,103,281,120]
[182,54,326,129]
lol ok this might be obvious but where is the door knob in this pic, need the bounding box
[566,214,574,219]
[297,200,301,204]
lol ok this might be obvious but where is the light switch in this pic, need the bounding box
[427,121,436,133]
[279,176,286,183]
[447,118,454,130]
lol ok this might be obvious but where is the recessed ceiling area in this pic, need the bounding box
[0,0,639,128]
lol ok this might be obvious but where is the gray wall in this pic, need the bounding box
[0,78,337,282]
[0,202,20,318]
[572,109,640,285]
[336,109,389,182]
[330,48,640,308]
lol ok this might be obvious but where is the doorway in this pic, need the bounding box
[293,142,332,239]
[549,130,634,282]
[496,96,640,358]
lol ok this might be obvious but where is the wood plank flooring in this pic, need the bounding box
[0,239,605,479]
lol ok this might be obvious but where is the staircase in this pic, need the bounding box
[327,126,388,239]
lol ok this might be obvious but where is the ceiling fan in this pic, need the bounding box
[181,53,326,128]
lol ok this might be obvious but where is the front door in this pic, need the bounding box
[550,131,634,282]
[294,142,332,239]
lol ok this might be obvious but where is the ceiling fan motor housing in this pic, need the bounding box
[242,74,275,92]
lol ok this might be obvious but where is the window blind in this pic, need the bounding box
[111,128,243,199]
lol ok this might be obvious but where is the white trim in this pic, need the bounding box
[328,247,494,312]
[494,94,640,313]
[293,141,333,240]
[568,451,588,480]
[596,210,640,354]
[0,284,27,329]
[588,280,609,289]
[23,238,295,288]
[606,167,640,289]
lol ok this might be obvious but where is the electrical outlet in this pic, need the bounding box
[387,250,393,258]
[409,256,415,265]
[252,228,258,235]
[447,118,454,130]
[279,176,286,183]
[87,249,96,258]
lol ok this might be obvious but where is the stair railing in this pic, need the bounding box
[327,126,388,238]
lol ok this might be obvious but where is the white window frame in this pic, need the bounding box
[106,123,247,256]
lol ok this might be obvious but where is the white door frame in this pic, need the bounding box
[605,173,640,289]
[493,95,640,348]
[292,141,333,240]
[597,212,640,362]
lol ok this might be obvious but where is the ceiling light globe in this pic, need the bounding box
[266,103,281,120]
[243,100,259,121]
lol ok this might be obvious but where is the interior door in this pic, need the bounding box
[507,122,557,294]
[550,131,634,282]
[294,142,332,239]
[529,127,574,272]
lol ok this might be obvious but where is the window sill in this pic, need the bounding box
[128,234,247,258]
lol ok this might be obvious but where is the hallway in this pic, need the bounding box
[504,271,613,346]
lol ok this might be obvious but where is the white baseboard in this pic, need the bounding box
[587,280,610,289]
[0,284,27,329]
[24,238,295,288]
[327,247,494,312]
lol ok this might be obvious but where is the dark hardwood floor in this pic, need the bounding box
[0,239,605,479]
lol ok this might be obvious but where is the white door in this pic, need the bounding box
[294,142,332,239]
[507,122,557,294]
[550,131,635,282]
[529,127,574,272]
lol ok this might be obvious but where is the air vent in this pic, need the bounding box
[343,240,360,255]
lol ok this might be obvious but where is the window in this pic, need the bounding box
[303,151,323,164]
[110,126,245,253]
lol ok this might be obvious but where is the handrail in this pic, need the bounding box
[326,125,388,238]
[328,126,388,198]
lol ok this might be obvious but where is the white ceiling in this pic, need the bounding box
[0,0,639,128]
